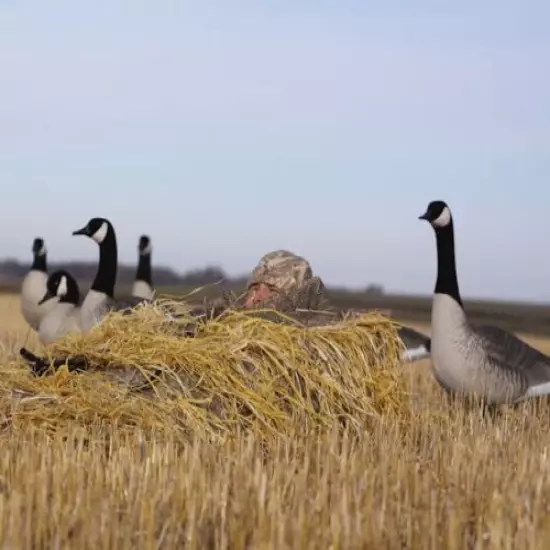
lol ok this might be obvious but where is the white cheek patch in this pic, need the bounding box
[57,275,68,297]
[37,245,46,256]
[92,221,109,244]
[432,206,451,228]
[141,242,152,255]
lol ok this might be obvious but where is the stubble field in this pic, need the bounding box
[1,293,550,549]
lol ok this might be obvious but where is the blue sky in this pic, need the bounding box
[1,1,549,301]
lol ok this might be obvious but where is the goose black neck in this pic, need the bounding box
[434,221,463,308]
[91,228,117,298]
[31,253,47,272]
[60,287,80,305]
[136,253,152,285]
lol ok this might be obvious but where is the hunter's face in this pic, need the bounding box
[244,282,279,308]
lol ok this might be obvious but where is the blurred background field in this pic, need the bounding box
[3,264,550,335]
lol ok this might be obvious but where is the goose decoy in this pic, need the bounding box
[37,270,82,344]
[396,325,431,362]
[20,237,55,330]
[420,199,550,404]
[72,218,147,333]
[132,235,154,300]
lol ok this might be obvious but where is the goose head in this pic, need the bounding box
[138,235,152,256]
[72,218,113,244]
[39,270,80,306]
[32,238,46,257]
[419,200,452,229]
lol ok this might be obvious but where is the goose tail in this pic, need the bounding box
[397,326,431,363]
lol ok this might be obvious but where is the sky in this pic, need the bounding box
[1,1,549,302]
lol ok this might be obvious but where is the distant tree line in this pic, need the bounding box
[5,259,550,335]
[0,258,388,298]
[0,259,250,287]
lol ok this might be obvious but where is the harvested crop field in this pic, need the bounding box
[1,293,550,549]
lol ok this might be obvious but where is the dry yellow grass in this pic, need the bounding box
[3,298,408,445]
[2,293,550,548]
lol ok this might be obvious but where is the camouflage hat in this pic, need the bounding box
[248,250,313,292]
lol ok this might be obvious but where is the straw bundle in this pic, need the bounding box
[3,300,410,444]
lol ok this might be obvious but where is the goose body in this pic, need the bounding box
[421,200,550,405]
[20,238,54,331]
[80,289,145,331]
[132,235,154,300]
[73,218,149,333]
[38,270,82,344]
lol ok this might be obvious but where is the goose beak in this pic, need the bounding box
[38,288,55,306]
[72,226,89,236]
[418,212,428,221]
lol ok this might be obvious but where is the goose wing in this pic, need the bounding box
[474,325,550,385]
[397,326,431,351]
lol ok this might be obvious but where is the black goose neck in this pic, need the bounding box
[31,253,47,272]
[60,289,79,305]
[136,252,152,285]
[91,227,117,298]
[434,220,463,308]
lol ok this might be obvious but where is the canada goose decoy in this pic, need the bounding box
[37,270,82,344]
[420,200,550,405]
[397,325,431,363]
[20,237,55,331]
[132,235,155,300]
[72,218,148,333]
